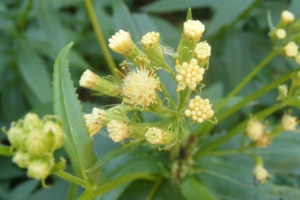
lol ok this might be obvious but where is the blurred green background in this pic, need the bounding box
[1,0,300,199]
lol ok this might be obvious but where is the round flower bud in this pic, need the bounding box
[246,118,265,141]
[25,129,51,158]
[145,127,176,145]
[253,165,270,184]
[43,121,64,151]
[175,59,205,91]
[194,41,211,62]
[280,10,295,25]
[281,114,298,131]
[107,120,129,142]
[7,126,26,149]
[141,32,160,49]
[275,29,286,39]
[23,113,41,130]
[185,95,214,123]
[108,30,134,55]
[183,20,205,42]
[121,66,161,109]
[12,150,31,168]
[284,42,298,57]
[27,159,52,180]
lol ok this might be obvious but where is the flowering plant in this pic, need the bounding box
[1,1,300,199]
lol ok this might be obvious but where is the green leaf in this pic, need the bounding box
[181,176,216,200]
[17,39,52,104]
[52,42,99,182]
[142,0,219,13]
[290,0,300,17]
[206,0,255,36]
[7,180,39,200]
[87,140,144,172]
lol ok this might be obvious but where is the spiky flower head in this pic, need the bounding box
[253,165,270,184]
[185,95,214,123]
[194,41,211,65]
[275,29,286,39]
[284,42,298,57]
[175,59,205,91]
[121,64,161,109]
[108,30,134,55]
[246,117,265,141]
[141,32,160,49]
[281,114,298,131]
[183,20,205,42]
[145,127,176,145]
[107,120,129,142]
[281,10,295,25]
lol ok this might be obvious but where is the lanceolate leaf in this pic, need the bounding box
[52,42,99,182]
[180,176,216,200]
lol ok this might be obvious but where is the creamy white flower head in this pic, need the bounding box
[107,120,129,142]
[79,70,99,89]
[246,118,265,141]
[183,20,205,42]
[275,29,286,39]
[185,95,214,123]
[281,10,295,24]
[253,165,270,183]
[141,32,160,49]
[295,54,300,64]
[121,65,160,109]
[284,42,298,57]
[282,114,298,131]
[194,41,211,60]
[108,30,134,55]
[145,127,164,144]
[176,59,205,91]
[84,108,105,136]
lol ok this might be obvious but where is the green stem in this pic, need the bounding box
[215,49,280,114]
[161,85,177,109]
[0,145,13,156]
[177,89,192,112]
[196,103,286,156]
[55,171,92,189]
[78,173,159,200]
[84,0,120,83]
[207,146,253,156]
[146,176,163,200]
[199,69,295,135]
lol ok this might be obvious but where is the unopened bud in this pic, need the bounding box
[281,114,298,131]
[12,150,31,168]
[145,127,176,145]
[280,10,295,25]
[277,84,288,100]
[23,113,41,130]
[43,121,64,151]
[284,42,298,57]
[25,129,51,157]
[7,126,26,149]
[246,117,265,141]
[107,120,129,142]
[27,159,52,180]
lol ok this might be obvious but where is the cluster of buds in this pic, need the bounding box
[245,117,271,148]
[3,113,65,182]
[79,10,214,147]
[269,10,300,63]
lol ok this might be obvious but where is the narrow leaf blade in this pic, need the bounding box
[52,42,97,181]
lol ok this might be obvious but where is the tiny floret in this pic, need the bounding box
[107,120,129,142]
[194,41,211,60]
[253,165,270,184]
[79,70,99,89]
[284,42,298,57]
[108,30,134,55]
[275,29,286,39]
[121,65,160,109]
[84,108,105,136]
[175,59,205,91]
[246,117,265,141]
[141,32,160,49]
[281,10,295,24]
[145,127,164,144]
[281,114,298,131]
[185,95,214,123]
[183,20,205,42]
